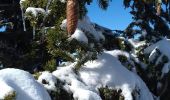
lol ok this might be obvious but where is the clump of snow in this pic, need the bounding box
[0,68,51,100]
[53,51,154,100]
[144,39,170,59]
[60,19,67,30]
[70,29,88,44]
[73,89,102,100]
[59,0,66,3]
[25,7,45,17]
[128,39,146,49]
[20,0,26,6]
[60,16,105,43]
[53,63,102,100]
[108,50,130,58]
[127,39,146,54]
[77,16,105,41]
[38,71,57,92]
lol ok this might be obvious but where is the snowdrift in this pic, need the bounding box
[0,68,51,100]
[51,50,154,100]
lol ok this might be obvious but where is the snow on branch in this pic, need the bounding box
[25,7,45,17]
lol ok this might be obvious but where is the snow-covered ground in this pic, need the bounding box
[0,68,51,100]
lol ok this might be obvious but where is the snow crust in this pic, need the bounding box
[0,68,51,100]
[52,50,154,100]
[25,7,45,17]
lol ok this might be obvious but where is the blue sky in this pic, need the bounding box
[86,0,132,30]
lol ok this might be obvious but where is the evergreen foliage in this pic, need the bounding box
[2,0,170,99]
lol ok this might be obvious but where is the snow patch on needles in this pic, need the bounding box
[26,7,45,17]
[0,68,51,100]
[38,71,57,92]
[60,16,105,43]
[53,63,102,100]
[144,39,170,77]
[128,39,146,49]
[53,51,154,100]
[20,0,26,6]
[77,16,105,41]
[70,29,88,44]
[144,39,170,59]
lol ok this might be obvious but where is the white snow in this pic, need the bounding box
[127,39,146,54]
[149,48,158,62]
[20,0,26,5]
[60,16,105,43]
[144,39,170,78]
[128,39,146,49]
[73,89,102,100]
[25,7,45,17]
[38,71,57,92]
[144,39,170,59]
[70,29,88,44]
[0,80,15,99]
[59,0,66,3]
[52,63,102,100]
[53,51,154,100]
[60,19,67,30]
[0,68,51,100]
[161,62,170,78]
[77,16,105,41]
